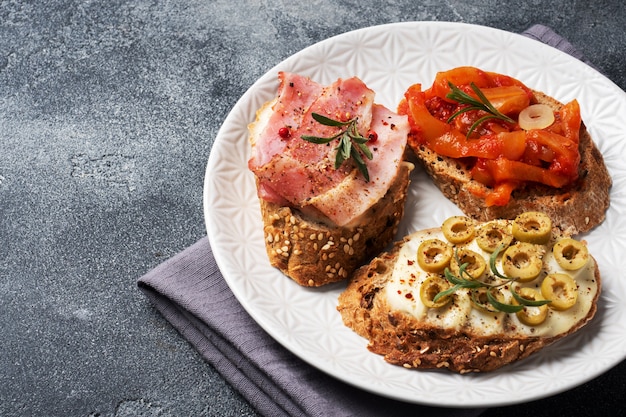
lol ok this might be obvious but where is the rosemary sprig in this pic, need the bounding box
[446,81,515,137]
[433,244,551,312]
[300,113,373,182]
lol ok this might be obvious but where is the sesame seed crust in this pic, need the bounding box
[258,162,413,287]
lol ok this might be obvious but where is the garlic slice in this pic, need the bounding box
[519,104,555,130]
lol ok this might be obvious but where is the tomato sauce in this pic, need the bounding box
[399,66,581,206]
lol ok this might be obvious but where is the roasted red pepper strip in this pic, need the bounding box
[425,66,534,103]
[485,181,519,207]
[483,158,572,188]
[428,130,528,160]
[401,83,451,145]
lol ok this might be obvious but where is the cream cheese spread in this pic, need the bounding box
[385,223,598,339]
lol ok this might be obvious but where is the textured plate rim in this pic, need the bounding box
[204,21,626,407]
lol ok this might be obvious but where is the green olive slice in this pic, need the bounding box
[502,242,543,282]
[513,287,549,326]
[541,273,578,310]
[512,211,553,244]
[553,238,590,270]
[476,221,514,253]
[420,275,452,308]
[442,216,475,244]
[449,248,487,279]
[417,239,453,273]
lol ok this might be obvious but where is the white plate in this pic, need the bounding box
[204,22,626,407]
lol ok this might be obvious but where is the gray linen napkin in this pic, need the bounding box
[138,237,482,417]
[522,24,589,65]
[138,24,587,417]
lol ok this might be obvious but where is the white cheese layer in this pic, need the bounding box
[385,226,598,338]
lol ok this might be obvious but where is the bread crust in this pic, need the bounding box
[260,161,413,286]
[411,91,611,235]
[338,232,601,373]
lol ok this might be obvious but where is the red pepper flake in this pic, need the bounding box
[407,259,414,266]
[367,130,378,143]
[405,292,413,300]
[278,127,291,139]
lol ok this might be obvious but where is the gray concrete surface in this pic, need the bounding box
[1,1,624,416]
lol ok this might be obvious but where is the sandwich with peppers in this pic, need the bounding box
[397,66,611,235]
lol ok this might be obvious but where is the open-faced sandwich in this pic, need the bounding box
[398,66,611,235]
[338,211,601,373]
[248,72,413,286]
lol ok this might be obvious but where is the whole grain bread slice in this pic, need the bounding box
[412,91,611,235]
[337,226,601,373]
[260,161,413,286]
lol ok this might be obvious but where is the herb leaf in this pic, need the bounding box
[299,134,339,144]
[433,244,552,313]
[446,81,515,137]
[433,284,463,304]
[489,243,510,280]
[511,286,552,307]
[486,290,524,313]
[301,113,374,182]
[311,112,350,127]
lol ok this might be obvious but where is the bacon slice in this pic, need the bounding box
[248,72,409,227]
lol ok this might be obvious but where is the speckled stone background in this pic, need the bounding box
[1,1,625,416]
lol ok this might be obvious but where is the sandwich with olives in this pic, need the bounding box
[397,66,611,235]
[337,211,601,373]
